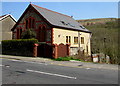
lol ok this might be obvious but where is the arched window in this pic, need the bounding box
[26,20,28,29]
[32,19,35,28]
[29,18,31,28]
[25,17,35,29]
[38,25,46,42]
[16,27,22,39]
[20,29,22,39]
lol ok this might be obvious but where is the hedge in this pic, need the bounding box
[2,39,38,56]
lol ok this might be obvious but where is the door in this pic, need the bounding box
[37,44,53,58]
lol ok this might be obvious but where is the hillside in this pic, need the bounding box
[77,18,117,26]
[77,18,119,64]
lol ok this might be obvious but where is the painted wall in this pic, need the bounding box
[53,28,79,47]
[0,16,16,41]
[79,32,91,55]
[53,28,91,55]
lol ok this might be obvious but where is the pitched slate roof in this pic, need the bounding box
[12,4,91,33]
[31,4,90,33]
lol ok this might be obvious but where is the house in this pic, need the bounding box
[0,14,16,41]
[11,4,91,58]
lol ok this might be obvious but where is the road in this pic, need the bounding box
[1,58,118,84]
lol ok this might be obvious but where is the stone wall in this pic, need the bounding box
[70,47,79,56]
[13,6,52,42]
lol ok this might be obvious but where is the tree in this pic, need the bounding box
[21,29,36,39]
[84,19,118,64]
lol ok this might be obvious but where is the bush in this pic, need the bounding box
[2,39,38,56]
[54,56,81,61]
[21,29,36,39]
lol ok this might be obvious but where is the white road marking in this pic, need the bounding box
[12,60,23,62]
[5,65,10,68]
[0,64,10,67]
[23,61,46,65]
[0,64,3,67]
[86,68,91,70]
[26,69,77,80]
[6,66,10,67]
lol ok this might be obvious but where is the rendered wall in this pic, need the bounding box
[1,16,16,41]
[79,32,91,55]
[53,28,91,55]
[53,28,79,47]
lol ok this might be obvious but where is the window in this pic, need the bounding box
[32,19,35,28]
[38,26,46,42]
[66,36,68,43]
[25,17,35,29]
[60,21,66,25]
[66,36,71,44]
[60,21,75,27]
[69,36,71,43]
[29,18,31,28]
[20,29,22,39]
[26,20,28,29]
[80,26,85,29]
[81,37,84,44]
[17,28,22,39]
[69,23,75,27]
[17,29,19,39]
[74,37,78,44]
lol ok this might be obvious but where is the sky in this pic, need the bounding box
[2,2,118,20]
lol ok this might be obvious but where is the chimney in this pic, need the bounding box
[71,16,73,18]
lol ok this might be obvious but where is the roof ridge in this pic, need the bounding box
[0,14,8,18]
[31,4,71,18]
[0,14,17,22]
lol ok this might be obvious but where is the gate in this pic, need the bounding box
[37,44,53,58]
[57,44,68,57]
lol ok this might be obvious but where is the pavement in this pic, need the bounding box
[0,54,118,70]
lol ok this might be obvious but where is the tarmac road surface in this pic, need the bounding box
[2,58,118,84]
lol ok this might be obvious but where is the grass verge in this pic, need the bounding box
[53,56,81,61]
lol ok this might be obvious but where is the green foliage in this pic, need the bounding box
[2,39,38,56]
[21,29,36,39]
[84,19,119,64]
[85,20,118,29]
[105,21,118,28]
[54,56,81,61]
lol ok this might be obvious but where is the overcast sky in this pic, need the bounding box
[2,2,118,20]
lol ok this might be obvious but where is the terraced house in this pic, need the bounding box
[11,4,91,58]
[0,14,16,41]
